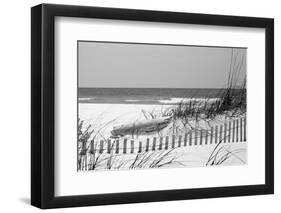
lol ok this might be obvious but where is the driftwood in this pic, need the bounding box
[111,116,172,137]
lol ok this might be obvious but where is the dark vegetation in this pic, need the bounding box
[77,118,183,171]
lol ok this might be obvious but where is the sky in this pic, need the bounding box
[78,41,246,88]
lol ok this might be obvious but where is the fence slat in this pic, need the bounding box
[107,139,111,154]
[194,130,198,145]
[146,138,150,152]
[115,140,119,154]
[172,135,175,148]
[159,137,163,150]
[228,121,231,142]
[232,120,235,142]
[200,129,203,145]
[210,127,213,144]
[165,136,169,149]
[81,156,84,171]
[90,140,95,154]
[99,140,104,154]
[244,117,247,141]
[138,141,142,153]
[219,125,223,143]
[152,137,156,151]
[84,156,87,171]
[189,132,192,146]
[123,139,127,154]
[184,133,188,146]
[240,118,243,142]
[215,126,218,144]
[178,135,182,147]
[224,123,227,143]
[131,140,134,154]
[205,130,208,145]
[236,119,239,142]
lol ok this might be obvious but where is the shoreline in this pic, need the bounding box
[79,102,246,141]
[78,97,221,105]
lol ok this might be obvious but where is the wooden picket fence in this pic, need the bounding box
[78,117,247,171]
[79,117,246,157]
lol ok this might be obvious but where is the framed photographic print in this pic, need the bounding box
[31,4,274,209]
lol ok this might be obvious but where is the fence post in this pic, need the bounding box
[189,132,192,146]
[152,137,156,151]
[81,156,84,171]
[107,139,111,154]
[224,123,227,143]
[138,141,142,153]
[172,135,175,148]
[115,140,119,154]
[85,153,88,171]
[232,120,235,142]
[244,117,247,141]
[178,135,182,147]
[228,121,231,142]
[165,136,169,149]
[90,139,95,154]
[205,130,208,145]
[146,138,150,152]
[131,140,134,154]
[194,130,198,145]
[219,125,223,143]
[236,119,239,142]
[184,133,188,146]
[79,157,82,171]
[199,129,202,145]
[123,138,127,154]
[240,118,243,142]
[99,140,104,154]
[210,127,213,144]
[215,126,218,144]
[79,155,83,171]
[159,137,163,150]
[199,129,203,145]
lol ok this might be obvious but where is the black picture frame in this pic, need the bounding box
[31,3,274,209]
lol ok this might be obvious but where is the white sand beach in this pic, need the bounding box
[78,102,247,171]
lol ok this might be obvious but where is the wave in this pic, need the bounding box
[79,97,221,105]
[79,97,94,101]
[158,97,221,104]
[125,99,141,102]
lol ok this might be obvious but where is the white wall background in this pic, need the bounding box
[0,0,278,212]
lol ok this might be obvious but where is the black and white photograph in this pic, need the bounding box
[77,41,247,171]
[28,2,274,210]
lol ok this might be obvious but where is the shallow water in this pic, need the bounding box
[78,88,241,105]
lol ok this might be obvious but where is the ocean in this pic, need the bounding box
[78,88,240,105]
